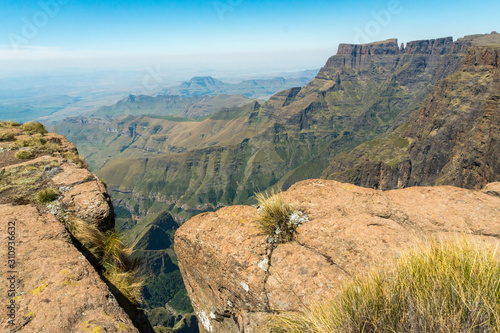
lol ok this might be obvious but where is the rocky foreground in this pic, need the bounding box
[176,179,500,333]
[0,125,147,332]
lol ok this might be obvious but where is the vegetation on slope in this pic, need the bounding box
[268,239,500,333]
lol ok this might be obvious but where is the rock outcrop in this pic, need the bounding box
[175,179,500,333]
[0,124,151,332]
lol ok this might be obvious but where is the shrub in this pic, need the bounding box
[21,121,48,135]
[267,239,500,333]
[36,188,60,203]
[255,190,308,243]
[0,131,16,142]
[15,150,34,159]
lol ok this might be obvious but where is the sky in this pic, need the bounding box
[0,0,499,75]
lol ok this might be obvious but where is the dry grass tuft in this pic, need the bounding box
[65,218,107,258]
[63,152,90,170]
[64,218,143,304]
[0,131,16,142]
[0,121,21,128]
[21,121,48,135]
[267,239,500,333]
[102,232,133,270]
[104,265,145,304]
[255,190,308,243]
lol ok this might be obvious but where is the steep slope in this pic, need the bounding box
[175,179,500,333]
[0,122,153,332]
[323,34,500,189]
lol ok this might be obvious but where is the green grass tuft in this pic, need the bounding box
[15,150,34,160]
[267,238,500,333]
[36,188,60,203]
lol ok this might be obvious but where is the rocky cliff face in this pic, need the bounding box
[0,123,152,332]
[323,36,500,189]
[175,179,500,333]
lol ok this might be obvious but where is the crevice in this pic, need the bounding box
[261,242,276,311]
[295,240,352,278]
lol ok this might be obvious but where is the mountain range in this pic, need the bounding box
[54,32,500,329]
[160,71,318,99]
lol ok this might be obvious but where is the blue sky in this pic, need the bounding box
[0,0,499,73]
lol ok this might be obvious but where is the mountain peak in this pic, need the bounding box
[336,38,399,55]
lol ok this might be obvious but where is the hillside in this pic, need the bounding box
[92,93,253,120]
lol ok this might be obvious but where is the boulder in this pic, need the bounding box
[176,179,500,333]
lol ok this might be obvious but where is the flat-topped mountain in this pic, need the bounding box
[324,35,500,189]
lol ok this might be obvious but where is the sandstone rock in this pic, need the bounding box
[54,167,115,231]
[483,182,500,197]
[0,205,139,332]
[176,179,500,333]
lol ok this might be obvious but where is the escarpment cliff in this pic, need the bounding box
[323,36,500,189]
[0,122,153,332]
[175,179,500,333]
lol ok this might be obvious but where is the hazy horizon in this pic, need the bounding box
[1,0,499,76]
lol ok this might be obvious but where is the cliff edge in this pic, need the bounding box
[175,179,500,333]
[0,122,151,332]
[323,34,500,189]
